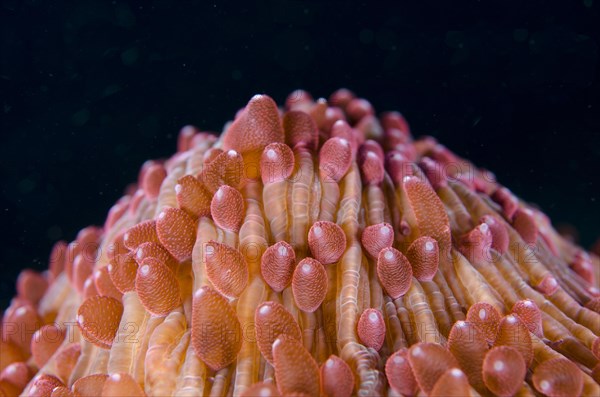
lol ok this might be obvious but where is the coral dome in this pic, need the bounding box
[1,89,599,396]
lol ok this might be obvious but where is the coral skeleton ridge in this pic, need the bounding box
[1,89,599,397]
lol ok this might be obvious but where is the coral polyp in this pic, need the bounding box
[1,89,599,396]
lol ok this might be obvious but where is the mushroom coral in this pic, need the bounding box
[2,89,600,397]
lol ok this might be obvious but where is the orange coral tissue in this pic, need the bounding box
[3,89,599,397]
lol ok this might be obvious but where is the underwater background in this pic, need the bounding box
[0,0,599,309]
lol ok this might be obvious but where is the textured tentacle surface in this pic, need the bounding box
[6,90,599,397]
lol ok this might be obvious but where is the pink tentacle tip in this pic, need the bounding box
[318,137,353,182]
[254,301,301,364]
[536,274,559,296]
[210,185,244,232]
[381,111,411,138]
[419,157,447,190]
[328,88,355,109]
[358,145,384,185]
[458,223,493,263]
[142,163,167,200]
[400,174,422,190]
[260,241,296,292]
[191,286,242,371]
[474,168,498,195]
[482,346,526,397]
[430,368,471,397]
[200,148,244,193]
[292,257,327,313]
[137,159,156,187]
[175,175,212,218]
[308,221,346,265]
[285,89,314,111]
[393,142,417,161]
[491,187,519,221]
[346,98,374,123]
[128,189,145,216]
[360,222,394,259]
[466,302,502,344]
[202,147,223,165]
[377,247,412,299]
[156,207,197,262]
[588,287,600,298]
[190,131,217,150]
[494,314,534,367]
[385,128,411,150]
[222,94,284,154]
[407,342,459,395]
[511,299,544,338]
[407,236,439,281]
[322,105,346,134]
[283,110,319,151]
[385,349,417,396]
[480,215,509,254]
[331,120,358,153]
[320,355,354,397]
[136,257,180,316]
[430,144,459,166]
[260,142,295,184]
[385,150,414,185]
[203,240,248,299]
[104,199,130,232]
[16,269,48,306]
[532,357,583,397]
[123,220,158,251]
[177,125,198,152]
[512,208,539,245]
[272,335,320,397]
[570,251,596,285]
[357,308,386,351]
[398,219,411,237]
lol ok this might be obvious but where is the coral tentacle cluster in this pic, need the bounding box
[1,89,599,397]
